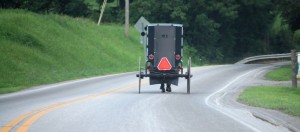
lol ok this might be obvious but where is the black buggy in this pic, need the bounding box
[136,23,192,94]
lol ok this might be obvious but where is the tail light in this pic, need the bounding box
[149,54,154,60]
[178,66,182,69]
[176,54,181,60]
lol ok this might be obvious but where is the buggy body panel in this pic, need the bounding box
[145,24,183,85]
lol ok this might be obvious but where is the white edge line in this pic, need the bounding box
[205,68,264,132]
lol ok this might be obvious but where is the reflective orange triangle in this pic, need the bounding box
[157,57,172,70]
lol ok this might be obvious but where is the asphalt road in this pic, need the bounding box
[0,63,297,132]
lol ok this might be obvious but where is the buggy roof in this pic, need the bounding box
[147,23,183,27]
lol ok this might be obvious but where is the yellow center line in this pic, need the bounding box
[0,102,70,132]
[1,80,147,132]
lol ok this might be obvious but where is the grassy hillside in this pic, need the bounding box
[0,9,143,93]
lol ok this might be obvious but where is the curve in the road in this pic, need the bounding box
[205,65,292,132]
[1,64,298,132]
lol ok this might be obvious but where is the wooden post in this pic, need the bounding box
[291,49,297,88]
[125,0,129,37]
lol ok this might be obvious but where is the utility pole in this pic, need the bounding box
[291,49,297,88]
[125,0,129,37]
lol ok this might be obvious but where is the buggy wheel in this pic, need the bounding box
[138,57,142,94]
[187,57,191,94]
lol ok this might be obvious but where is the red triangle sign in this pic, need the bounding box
[157,57,172,70]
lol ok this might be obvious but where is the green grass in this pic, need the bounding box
[265,65,291,81]
[0,9,144,93]
[239,86,300,117]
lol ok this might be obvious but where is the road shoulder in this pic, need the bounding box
[225,68,300,132]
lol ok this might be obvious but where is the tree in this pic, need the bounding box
[18,0,54,13]
[277,0,300,50]
[1,0,90,17]
[279,0,300,31]
[130,0,187,24]
[233,0,276,57]
[51,0,89,17]
[63,0,89,17]
[1,0,23,8]
[185,0,238,62]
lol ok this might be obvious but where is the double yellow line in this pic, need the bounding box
[1,80,147,132]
